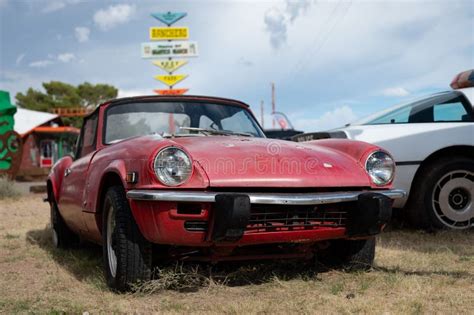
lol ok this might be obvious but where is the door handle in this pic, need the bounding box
[65,168,72,177]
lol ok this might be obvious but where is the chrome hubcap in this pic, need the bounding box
[106,204,117,278]
[432,170,474,229]
[448,187,469,210]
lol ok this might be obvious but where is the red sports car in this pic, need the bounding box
[47,95,405,291]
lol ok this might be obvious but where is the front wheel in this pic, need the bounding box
[102,186,152,291]
[50,200,78,248]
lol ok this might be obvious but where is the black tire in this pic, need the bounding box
[405,156,474,230]
[102,186,152,291]
[50,200,78,248]
[318,238,376,271]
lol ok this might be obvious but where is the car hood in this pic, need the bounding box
[169,136,371,188]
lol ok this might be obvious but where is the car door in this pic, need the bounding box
[58,112,99,234]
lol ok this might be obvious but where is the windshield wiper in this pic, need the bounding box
[178,127,252,137]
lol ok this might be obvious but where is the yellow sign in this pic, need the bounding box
[149,27,189,40]
[154,74,188,86]
[152,60,188,73]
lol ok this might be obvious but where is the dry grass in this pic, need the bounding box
[0,176,22,200]
[0,195,473,314]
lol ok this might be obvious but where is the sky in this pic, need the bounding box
[0,0,473,132]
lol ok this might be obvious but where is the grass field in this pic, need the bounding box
[1,195,473,314]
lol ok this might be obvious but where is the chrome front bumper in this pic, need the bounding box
[126,189,406,206]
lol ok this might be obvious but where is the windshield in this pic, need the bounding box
[104,101,265,143]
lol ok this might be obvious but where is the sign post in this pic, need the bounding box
[142,11,198,94]
[142,11,198,132]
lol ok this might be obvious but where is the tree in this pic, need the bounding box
[15,81,118,111]
[15,88,54,112]
[15,81,118,127]
[77,82,118,109]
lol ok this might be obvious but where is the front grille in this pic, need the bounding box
[246,203,350,233]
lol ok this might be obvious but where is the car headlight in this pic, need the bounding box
[365,151,395,186]
[153,147,192,186]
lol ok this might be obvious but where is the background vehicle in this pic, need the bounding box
[294,84,473,230]
[264,111,303,140]
[47,95,404,291]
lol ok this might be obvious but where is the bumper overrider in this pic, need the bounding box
[127,189,406,243]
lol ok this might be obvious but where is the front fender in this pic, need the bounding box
[103,160,128,186]
[308,139,380,163]
[86,159,128,215]
[47,155,73,202]
[307,139,395,189]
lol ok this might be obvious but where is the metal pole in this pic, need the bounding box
[271,82,275,128]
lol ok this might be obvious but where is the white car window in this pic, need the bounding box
[367,106,411,124]
[363,91,473,125]
[433,102,469,122]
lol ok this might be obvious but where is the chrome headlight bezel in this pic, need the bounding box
[153,147,193,186]
[365,150,395,186]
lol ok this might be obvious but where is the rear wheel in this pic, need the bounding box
[102,186,153,291]
[318,238,376,271]
[406,157,473,230]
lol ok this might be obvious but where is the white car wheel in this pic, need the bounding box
[432,170,474,229]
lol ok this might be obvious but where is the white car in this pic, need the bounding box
[294,87,474,230]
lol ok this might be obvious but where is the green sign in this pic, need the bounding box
[0,90,22,176]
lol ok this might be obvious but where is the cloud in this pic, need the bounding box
[0,0,8,8]
[75,26,90,43]
[264,0,313,49]
[42,1,65,13]
[381,87,410,97]
[57,53,75,63]
[293,106,358,132]
[0,71,51,98]
[93,4,135,31]
[237,57,254,67]
[28,53,75,67]
[286,0,311,22]
[29,60,54,68]
[41,0,82,13]
[118,89,153,98]
[264,7,287,49]
[15,54,25,65]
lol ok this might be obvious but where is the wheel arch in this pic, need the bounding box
[409,145,474,196]
[46,156,73,204]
